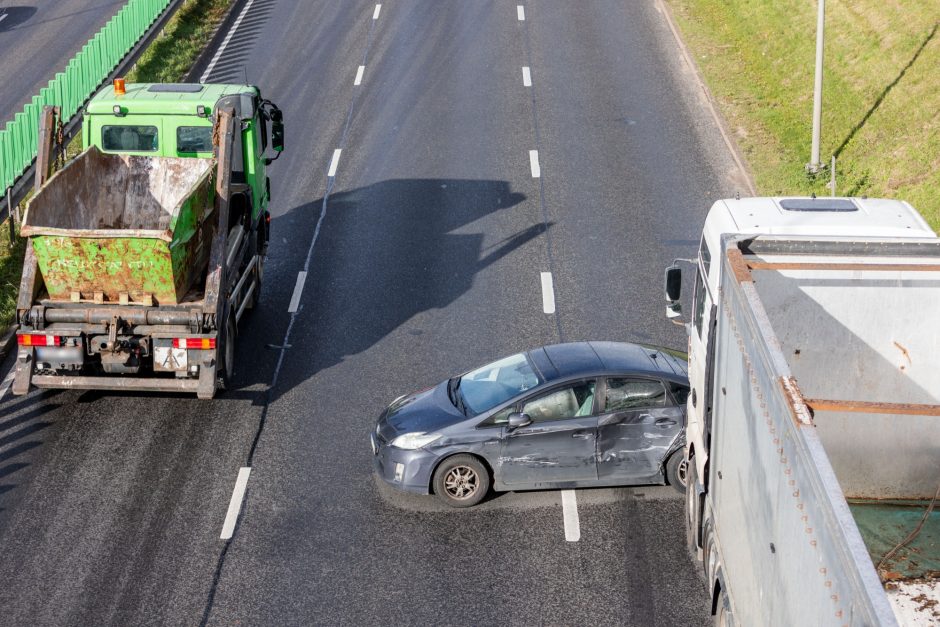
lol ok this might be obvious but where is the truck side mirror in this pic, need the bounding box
[665,265,683,320]
[270,109,284,153]
[665,265,682,301]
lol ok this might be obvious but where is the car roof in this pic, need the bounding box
[527,341,688,383]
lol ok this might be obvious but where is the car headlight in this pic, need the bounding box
[390,432,442,450]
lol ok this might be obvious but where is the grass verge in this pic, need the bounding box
[664,1,940,228]
[0,0,232,330]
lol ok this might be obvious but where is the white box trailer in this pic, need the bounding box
[667,198,939,626]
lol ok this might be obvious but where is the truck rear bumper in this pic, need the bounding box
[31,374,200,393]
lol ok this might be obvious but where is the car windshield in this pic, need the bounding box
[458,353,540,415]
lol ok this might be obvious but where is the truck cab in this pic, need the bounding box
[668,197,935,554]
[83,82,283,228]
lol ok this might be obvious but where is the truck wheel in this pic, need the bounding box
[218,317,236,390]
[665,450,687,493]
[714,586,734,627]
[246,258,263,310]
[432,455,489,508]
[686,458,699,553]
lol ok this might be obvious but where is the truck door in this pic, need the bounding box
[687,259,715,466]
[499,380,599,485]
[596,377,681,482]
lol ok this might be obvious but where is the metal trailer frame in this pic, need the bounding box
[12,106,263,399]
[698,237,940,626]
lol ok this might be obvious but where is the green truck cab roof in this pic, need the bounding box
[87,83,259,116]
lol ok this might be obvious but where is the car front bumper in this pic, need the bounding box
[371,432,437,495]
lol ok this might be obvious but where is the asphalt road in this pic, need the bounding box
[0,1,749,624]
[0,1,126,119]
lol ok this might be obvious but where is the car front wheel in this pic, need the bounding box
[432,454,489,508]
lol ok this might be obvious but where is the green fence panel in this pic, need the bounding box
[0,0,173,194]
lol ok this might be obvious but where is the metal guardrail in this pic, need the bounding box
[0,0,184,227]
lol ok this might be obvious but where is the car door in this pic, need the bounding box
[596,377,682,482]
[498,379,599,486]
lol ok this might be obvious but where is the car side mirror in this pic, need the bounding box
[507,412,532,429]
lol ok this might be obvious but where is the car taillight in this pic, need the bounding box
[17,334,62,346]
[172,338,216,349]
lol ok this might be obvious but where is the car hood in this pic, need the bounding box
[377,381,465,441]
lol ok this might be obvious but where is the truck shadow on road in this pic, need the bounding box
[235,177,542,403]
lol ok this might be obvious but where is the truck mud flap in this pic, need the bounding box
[12,347,35,396]
[31,375,200,393]
[196,355,218,400]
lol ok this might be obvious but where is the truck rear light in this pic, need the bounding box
[18,334,62,347]
[172,338,216,349]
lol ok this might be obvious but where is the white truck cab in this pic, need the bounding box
[677,197,934,489]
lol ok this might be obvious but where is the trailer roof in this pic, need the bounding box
[87,83,258,115]
[714,197,935,239]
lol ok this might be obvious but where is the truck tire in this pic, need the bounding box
[714,586,734,627]
[432,454,490,508]
[218,317,236,390]
[686,458,700,555]
[665,450,687,493]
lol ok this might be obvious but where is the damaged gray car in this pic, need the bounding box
[372,341,689,507]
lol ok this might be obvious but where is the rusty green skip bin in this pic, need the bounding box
[22,146,216,305]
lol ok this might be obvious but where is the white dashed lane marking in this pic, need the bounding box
[522,66,532,86]
[517,5,525,21]
[220,467,251,540]
[373,4,382,20]
[561,490,580,541]
[540,272,555,314]
[328,149,342,178]
[529,150,540,178]
[287,271,307,313]
[354,65,365,85]
[200,0,255,81]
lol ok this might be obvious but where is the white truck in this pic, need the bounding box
[665,197,940,626]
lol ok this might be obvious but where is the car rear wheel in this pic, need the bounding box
[432,455,489,508]
[666,450,688,493]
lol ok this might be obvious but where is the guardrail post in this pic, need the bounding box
[6,187,13,249]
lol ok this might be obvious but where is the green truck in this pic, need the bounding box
[12,82,284,399]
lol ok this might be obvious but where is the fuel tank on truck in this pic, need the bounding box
[21,146,216,305]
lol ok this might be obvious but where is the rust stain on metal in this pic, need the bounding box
[780,376,814,426]
[727,248,753,283]
[804,398,940,416]
[893,341,912,365]
[746,260,940,272]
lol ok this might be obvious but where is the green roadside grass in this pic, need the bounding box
[664,0,940,229]
[0,0,231,329]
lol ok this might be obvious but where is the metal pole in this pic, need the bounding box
[809,0,825,172]
[830,156,837,196]
[7,188,14,248]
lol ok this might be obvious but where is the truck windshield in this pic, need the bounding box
[177,126,213,154]
[101,125,158,152]
[459,353,541,414]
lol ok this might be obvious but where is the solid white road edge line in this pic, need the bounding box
[200,0,255,82]
[517,5,525,21]
[561,490,580,542]
[220,467,251,540]
[287,271,307,313]
[522,66,532,87]
[328,149,342,178]
[0,369,14,403]
[529,149,540,178]
[354,65,365,85]
[373,4,382,20]
[540,272,555,314]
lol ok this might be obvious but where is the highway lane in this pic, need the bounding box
[0,1,125,119]
[0,1,746,624]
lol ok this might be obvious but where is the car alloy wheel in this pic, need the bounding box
[443,465,479,500]
[433,454,490,507]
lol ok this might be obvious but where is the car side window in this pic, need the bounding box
[522,381,596,423]
[605,378,667,412]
